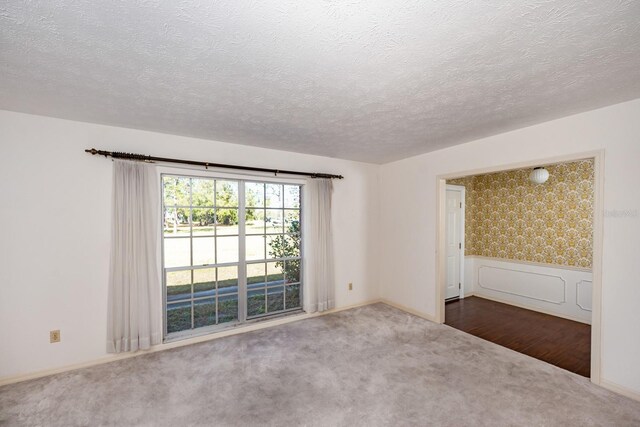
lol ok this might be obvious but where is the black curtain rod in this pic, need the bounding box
[84,148,344,179]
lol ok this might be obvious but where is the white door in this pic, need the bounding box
[445,187,463,299]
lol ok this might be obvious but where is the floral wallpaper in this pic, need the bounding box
[448,159,594,268]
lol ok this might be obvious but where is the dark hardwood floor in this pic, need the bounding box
[445,296,591,377]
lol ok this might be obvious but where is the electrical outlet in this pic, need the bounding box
[348,282,353,291]
[50,330,61,343]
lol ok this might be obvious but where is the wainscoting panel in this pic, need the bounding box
[576,280,593,312]
[464,256,592,324]
[478,266,566,304]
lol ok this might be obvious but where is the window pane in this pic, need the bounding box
[247,289,266,317]
[245,209,264,235]
[163,176,190,207]
[246,182,264,207]
[191,178,214,207]
[284,185,300,209]
[166,270,191,300]
[286,234,301,257]
[265,209,283,234]
[167,302,192,333]
[164,208,190,236]
[267,234,299,261]
[285,259,301,284]
[284,210,300,233]
[285,284,301,309]
[215,208,239,235]
[266,184,283,208]
[265,235,279,260]
[216,236,239,264]
[194,298,216,328]
[217,266,238,289]
[193,268,215,294]
[180,208,191,229]
[218,294,238,323]
[246,235,265,261]
[191,208,215,236]
[216,181,238,207]
[266,262,284,284]
[247,263,266,285]
[164,238,190,268]
[267,286,284,312]
[192,237,215,266]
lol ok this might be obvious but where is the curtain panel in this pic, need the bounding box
[304,178,335,313]
[107,160,162,353]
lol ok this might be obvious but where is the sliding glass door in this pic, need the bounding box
[162,174,302,339]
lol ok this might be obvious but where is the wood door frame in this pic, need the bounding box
[435,149,604,385]
[445,184,466,299]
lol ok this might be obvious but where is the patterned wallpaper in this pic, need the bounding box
[448,159,594,268]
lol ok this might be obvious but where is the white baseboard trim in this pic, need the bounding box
[379,299,439,323]
[600,379,640,403]
[0,299,381,387]
[472,293,591,325]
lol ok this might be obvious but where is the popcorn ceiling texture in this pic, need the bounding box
[448,159,594,268]
[1,1,640,163]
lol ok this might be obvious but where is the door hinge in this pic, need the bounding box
[459,243,461,249]
[460,202,462,208]
[459,283,461,289]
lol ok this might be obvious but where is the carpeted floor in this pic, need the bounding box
[2,303,640,426]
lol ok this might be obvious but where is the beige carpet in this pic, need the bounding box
[2,303,640,426]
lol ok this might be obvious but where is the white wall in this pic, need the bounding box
[464,256,592,324]
[379,98,640,394]
[0,110,380,380]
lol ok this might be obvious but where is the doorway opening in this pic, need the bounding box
[444,184,465,302]
[436,151,604,382]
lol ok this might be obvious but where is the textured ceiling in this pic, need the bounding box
[2,1,640,163]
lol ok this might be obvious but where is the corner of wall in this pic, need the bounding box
[373,164,383,300]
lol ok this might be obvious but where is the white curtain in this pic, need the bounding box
[107,160,162,353]
[304,178,335,312]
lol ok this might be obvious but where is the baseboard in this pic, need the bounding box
[379,299,439,323]
[472,293,591,325]
[600,379,640,403]
[0,299,381,387]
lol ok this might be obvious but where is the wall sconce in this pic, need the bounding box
[529,167,549,184]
